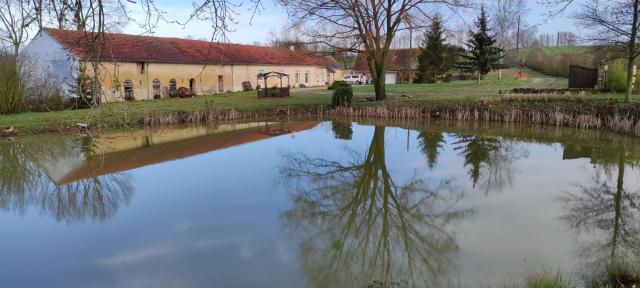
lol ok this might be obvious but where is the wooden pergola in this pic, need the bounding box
[257,71,290,98]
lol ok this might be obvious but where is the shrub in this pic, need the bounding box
[0,53,25,114]
[328,80,349,90]
[607,59,629,92]
[176,87,193,98]
[331,83,353,107]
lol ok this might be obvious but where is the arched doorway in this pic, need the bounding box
[189,78,196,95]
[123,80,134,101]
[152,79,161,99]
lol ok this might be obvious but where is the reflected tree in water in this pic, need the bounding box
[452,134,528,194]
[280,126,472,288]
[0,138,133,222]
[331,120,353,140]
[558,152,640,269]
[417,131,445,170]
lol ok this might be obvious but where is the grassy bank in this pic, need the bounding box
[0,68,637,136]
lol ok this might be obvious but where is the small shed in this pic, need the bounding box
[257,71,290,98]
[568,65,598,89]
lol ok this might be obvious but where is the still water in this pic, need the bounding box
[1,120,639,288]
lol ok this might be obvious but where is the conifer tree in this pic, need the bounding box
[414,16,450,83]
[463,6,503,84]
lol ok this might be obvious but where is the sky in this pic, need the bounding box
[123,0,582,45]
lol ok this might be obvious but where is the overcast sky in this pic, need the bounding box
[123,0,583,45]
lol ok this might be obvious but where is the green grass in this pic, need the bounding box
[0,68,635,135]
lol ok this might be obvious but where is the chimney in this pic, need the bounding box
[289,45,295,51]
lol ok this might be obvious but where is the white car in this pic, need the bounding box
[343,74,367,85]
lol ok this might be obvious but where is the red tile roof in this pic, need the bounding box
[44,28,328,66]
[353,48,418,72]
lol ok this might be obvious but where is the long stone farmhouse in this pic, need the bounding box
[24,28,344,102]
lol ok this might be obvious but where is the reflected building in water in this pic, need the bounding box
[0,121,319,222]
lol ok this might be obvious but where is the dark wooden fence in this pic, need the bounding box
[568,65,598,89]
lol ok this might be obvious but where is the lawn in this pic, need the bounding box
[0,68,634,135]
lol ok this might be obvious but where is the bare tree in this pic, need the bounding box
[543,0,640,101]
[276,0,469,101]
[491,0,525,50]
[575,0,640,102]
[0,0,36,55]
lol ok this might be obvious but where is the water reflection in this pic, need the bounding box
[417,131,445,169]
[0,121,319,222]
[0,138,133,222]
[281,126,473,287]
[559,149,640,270]
[451,134,528,193]
[331,120,353,140]
[4,120,640,286]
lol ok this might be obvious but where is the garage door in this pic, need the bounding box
[385,72,397,84]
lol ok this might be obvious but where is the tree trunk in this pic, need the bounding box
[611,152,625,265]
[373,74,386,101]
[369,55,387,101]
[626,0,639,102]
[477,70,481,85]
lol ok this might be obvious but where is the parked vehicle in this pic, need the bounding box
[343,74,367,85]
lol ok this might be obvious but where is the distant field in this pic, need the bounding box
[509,45,600,77]
[512,45,593,59]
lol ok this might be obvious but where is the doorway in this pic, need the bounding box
[189,78,196,95]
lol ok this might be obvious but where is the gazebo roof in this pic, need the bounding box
[257,71,289,79]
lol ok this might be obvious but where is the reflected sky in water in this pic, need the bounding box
[1,121,640,287]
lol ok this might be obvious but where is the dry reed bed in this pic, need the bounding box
[68,99,640,138]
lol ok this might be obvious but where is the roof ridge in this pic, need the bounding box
[42,27,319,54]
[41,28,328,66]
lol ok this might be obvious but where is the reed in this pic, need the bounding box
[14,96,640,139]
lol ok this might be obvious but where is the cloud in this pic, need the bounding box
[96,246,173,266]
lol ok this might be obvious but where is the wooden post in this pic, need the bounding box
[633,65,638,91]
[515,15,521,62]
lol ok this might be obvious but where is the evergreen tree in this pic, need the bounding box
[414,16,449,83]
[463,6,503,84]
[68,63,98,108]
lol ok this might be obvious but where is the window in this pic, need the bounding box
[152,79,161,99]
[218,75,224,92]
[304,72,309,83]
[123,80,134,101]
[169,79,177,97]
[137,62,145,74]
[295,71,300,84]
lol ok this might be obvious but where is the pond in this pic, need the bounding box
[1,120,639,287]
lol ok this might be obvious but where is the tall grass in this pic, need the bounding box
[526,270,566,288]
[0,53,25,114]
[583,261,640,288]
